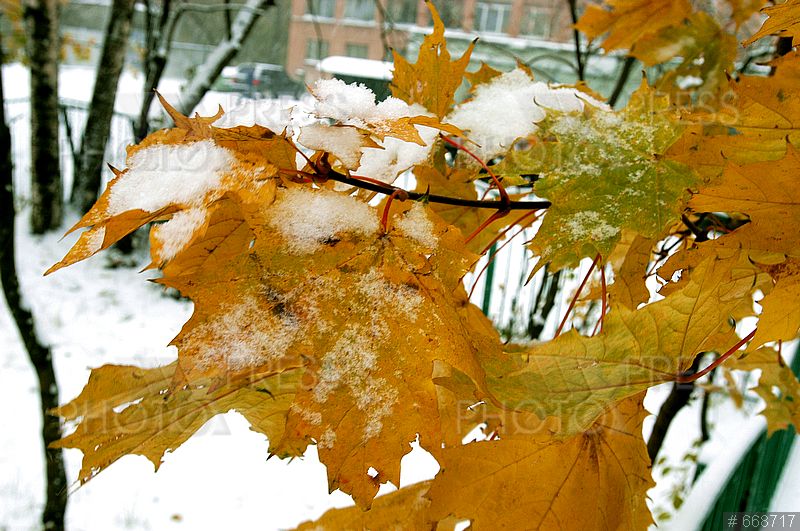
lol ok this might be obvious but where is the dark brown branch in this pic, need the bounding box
[647,356,703,462]
[608,56,636,108]
[328,172,551,210]
[567,0,585,81]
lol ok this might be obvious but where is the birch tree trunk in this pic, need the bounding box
[0,32,68,531]
[23,0,62,234]
[71,0,136,214]
[176,0,271,116]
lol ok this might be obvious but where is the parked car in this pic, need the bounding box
[214,62,303,98]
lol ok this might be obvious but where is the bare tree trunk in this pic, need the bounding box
[0,33,68,531]
[71,0,136,214]
[23,0,62,234]
[176,0,272,116]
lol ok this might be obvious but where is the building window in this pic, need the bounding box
[521,6,551,39]
[475,2,511,34]
[344,0,375,21]
[306,0,335,19]
[306,39,329,60]
[345,43,369,58]
[386,0,417,24]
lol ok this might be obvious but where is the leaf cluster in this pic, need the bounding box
[48,2,800,528]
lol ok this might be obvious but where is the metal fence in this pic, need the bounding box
[5,97,135,206]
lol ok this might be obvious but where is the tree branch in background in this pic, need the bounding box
[567,0,584,81]
[647,356,703,462]
[136,0,173,141]
[177,0,274,116]
[223,0,233,41]
[71,0,136,214]
[374,0,393,60]
[608,56,636,108]
[135,0,275,139]
[306,0,325,71]
[22,0,62,233]
[527,269,563,340]
[0,31,67,531]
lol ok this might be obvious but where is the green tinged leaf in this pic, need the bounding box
[511,81,697,273]
[482,257,753,434]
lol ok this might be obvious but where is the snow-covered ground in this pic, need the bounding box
[2,63,799,530]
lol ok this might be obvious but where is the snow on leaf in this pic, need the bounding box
[297,123,381,170]
[394,202,439,249]
[47,98,296,275]
[52,362,299,484]
[446,68,606,161]
[524,81,696,273]
[156,191,494,508]
[743,0,800,46]
[390,1,475,119]
[426,394,654,530]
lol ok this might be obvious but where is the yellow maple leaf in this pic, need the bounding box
[633,12,737,98]
[294,481,438,530]
[744,0,800,46]
[153,189,498,507]
[575,0,692,53]
[47,100,295,275]
[426,394,654,530]
[689,146,800,259]
[52,362,298,484]
[606,232,654,310]
[390,1,474,119]
[733,347,800,434]
[671,52,800,173]
[752,259,800,347]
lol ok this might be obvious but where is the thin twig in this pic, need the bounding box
[440,135,510,207]
[555,254,601,337]
[468,211,542,300]
[677,329,757,383]
[336,173,550,210]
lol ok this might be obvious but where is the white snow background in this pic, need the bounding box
[1,63,799,530]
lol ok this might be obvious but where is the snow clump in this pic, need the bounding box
[267,188,379,254]
[107,140,235,215]
[151,207,206,262]
[307,78,439,183]
[447,68,608,160]
[395,202,438,249]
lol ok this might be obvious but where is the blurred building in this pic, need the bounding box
[288,0,577,82]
